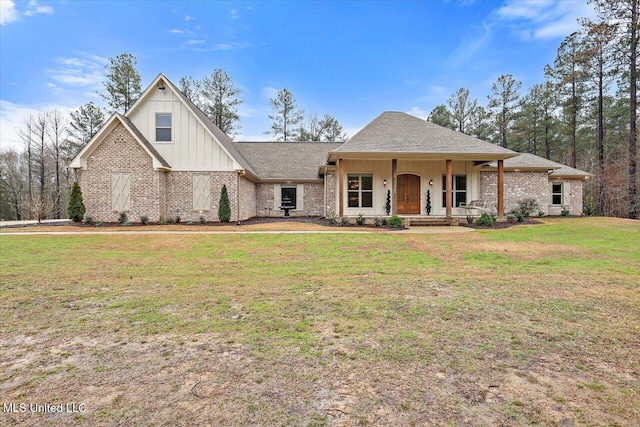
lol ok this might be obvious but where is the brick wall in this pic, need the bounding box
[325,170,336,218]
[239,176,256,220]
[480,171,550,215]
[78,123,164,222]
[255,183,324,217]
[166,171,238,222]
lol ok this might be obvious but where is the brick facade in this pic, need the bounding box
[78,123,165,222]
[325,170,336,218]
[255,183,325,217]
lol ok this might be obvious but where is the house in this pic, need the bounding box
[70,74,591,223]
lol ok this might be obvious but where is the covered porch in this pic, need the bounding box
[329,157,507,219]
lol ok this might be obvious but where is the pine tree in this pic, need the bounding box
[100,53,142,114]
[265,89,304,141]
[67,182,86,222]
[218,184,231,222]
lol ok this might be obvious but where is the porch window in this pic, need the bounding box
[551,182,563,205]
[442,174,467,207]
[348,174,373,208]
[156,113,172,142]
[281,186,297,209]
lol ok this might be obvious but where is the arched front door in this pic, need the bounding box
[397,174,421,214]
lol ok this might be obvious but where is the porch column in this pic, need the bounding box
[391,159,398,216]
[445,159,453,218]
[497,159,504,217]
[338,158,344,217]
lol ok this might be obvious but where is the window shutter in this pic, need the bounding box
[297,184,304,210]
[563,181,570,207]
[273,184,281,210]
[112,173,131,211]
[192,175,211,211]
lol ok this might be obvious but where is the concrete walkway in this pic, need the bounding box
[0,225,474,236]
[0,219,72,228]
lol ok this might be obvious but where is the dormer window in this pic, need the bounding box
[156,113,172,142]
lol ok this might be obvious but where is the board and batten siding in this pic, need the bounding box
[339,159,481,216]
[128,88,238,171]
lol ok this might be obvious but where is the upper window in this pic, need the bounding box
[348,174,373,208]
[156,113,172,142]
[442,175,467,207]
[281,186,297,209]
[551,182,563,205]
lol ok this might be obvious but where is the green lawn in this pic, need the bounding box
[1,217,639,426]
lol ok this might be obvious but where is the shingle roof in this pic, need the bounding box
[117,114,171,168]
[234,142,342,180]
[483,153,592,178]
[159,74,257,177]
[332,111,517,157]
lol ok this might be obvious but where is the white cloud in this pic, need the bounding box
[230,9,239,19]
[497,0,596,40]
[0,100,74,152]
[46,55,105,88]
[261,87,279,100]
[24,0,53,17]
[446,20,494,68]
[185,15,193,21]
[407,107,429,120]
[0,0,18,25]
[185,39,205,45]
[168,29,184,34]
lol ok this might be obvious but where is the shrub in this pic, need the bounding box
[475,212,494,227]
[186,220,193,225]
[159,218,167,225]
[381,218,388,226]
[517,198,539,218]
[561,207,570,217]
[199,216,206,225]
[96,222,104,227]
[385,190,391,215]
[84,216,93,225]
[583,205,595,216]
[537,210,545,217]
[327,216,337,225]
[175,215,181,224]
[466,214,474,224]
[387,215,404,228]
[140,215,149,225]
[340,217,349,226]
[356,213,365,226]
[374,217,381,227]
[218,184,231,223]
[122,221,131,227]
[506,213,519,223]
[67,182,86,222]
[117,212,127,224]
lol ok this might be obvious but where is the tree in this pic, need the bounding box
[469,106,494,142]
[218,184,231,222]
[18,115,34,202]
[299,113,347,142]
[48,109,67,218]
[180,70,243,135]
[427,105,455,130]
[266,89,304,141]
[67,181,86,222]
[547,32,586,168]
[0,149,26,220]
[590,0,639,218]
[447,88,478,134]
[100,53,142,114]
[68,102,105,150]
[487,74,522,148]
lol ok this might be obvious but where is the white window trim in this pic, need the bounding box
[441,174,467,208]
[550,181,564,206]
[273,184,305,211]
[347,173,374,209]
[155,112,172,143]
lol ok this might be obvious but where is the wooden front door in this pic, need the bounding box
[397,174,421,214]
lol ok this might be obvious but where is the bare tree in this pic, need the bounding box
[266,89,304,141]
[0,149,26,220]
[447,88,478,134]
[48,109,67,218]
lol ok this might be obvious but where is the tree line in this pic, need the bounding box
[0,53,348,221]
[427,0,638,219]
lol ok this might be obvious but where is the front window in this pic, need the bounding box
[551,182,563,205]
[442,175,467,207]
[156,113,172,142]
[281,186,297,209]
[348,174,373,208]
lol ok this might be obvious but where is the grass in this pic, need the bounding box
[0,217,639,426]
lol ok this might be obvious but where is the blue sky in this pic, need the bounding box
[0,0,595,150]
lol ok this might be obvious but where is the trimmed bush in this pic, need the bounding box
[140,215,149,225]
[117,212,128,224]
[67,182,86,222]
[475,212,494,227]
[340,217,349,226]
[387,215,404,228]
[218,184,231,222]
[517,198,539,218]
[356,213,365,226]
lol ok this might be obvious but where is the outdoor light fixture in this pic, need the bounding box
[158,82,166,90]
[383,179,387,187]
[429,179,434,186]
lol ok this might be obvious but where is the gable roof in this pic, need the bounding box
[69,113,171,170]
[126,73,257,177]
[330,111,517,160]
[234,142,342,181]
[483,153,592,179]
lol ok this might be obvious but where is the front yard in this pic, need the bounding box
[1,217,638,425]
